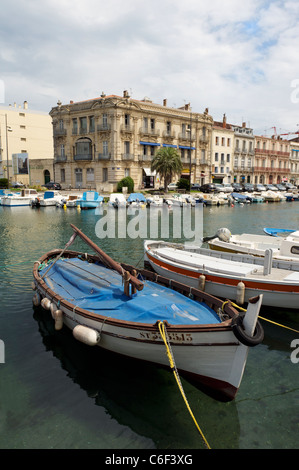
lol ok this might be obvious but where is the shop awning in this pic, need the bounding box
[179,145,196,150]
[143,168,156,176]
[162,144,178,148]
[140,141,160,146]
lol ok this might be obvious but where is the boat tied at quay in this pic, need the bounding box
[32,224,264,402]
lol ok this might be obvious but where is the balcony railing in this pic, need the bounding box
[138,154,153,162]
[54,128,67,137]
[139,127,160,137]
[178,132,195,141]
[163,130,176,139]
[122,153,135,160]
[54,155,67,163]
[97,124,111,132]
[120,124,134,133]
[74,154,92,161]
[98,153,111,160]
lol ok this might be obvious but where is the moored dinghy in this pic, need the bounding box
[32,224,264,402]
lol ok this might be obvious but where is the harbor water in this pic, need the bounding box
[0,200,298,450]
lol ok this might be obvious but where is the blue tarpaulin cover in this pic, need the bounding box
[39,257,221,325]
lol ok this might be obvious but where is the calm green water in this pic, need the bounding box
[0,202,298,450]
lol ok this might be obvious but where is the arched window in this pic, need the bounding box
[44,169,50,184]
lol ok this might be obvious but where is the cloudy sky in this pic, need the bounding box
[1,0,299,136]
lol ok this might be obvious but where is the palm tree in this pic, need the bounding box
[151,147,182,192]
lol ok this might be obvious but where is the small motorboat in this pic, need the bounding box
[1,189,39,207]
[127,193,147,207]
[146,195,164,207]
[144,239,299,309]
[263,228,296,237]
[205,227,299,263]
[56,195,80,208]
[32,224,264,402]
[76,191,104,209]
[108,193,127,208]
[32,190,66,207]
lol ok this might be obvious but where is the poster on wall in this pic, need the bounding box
[12,153,29,175]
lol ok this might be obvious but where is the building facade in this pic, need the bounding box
[49,91,214,191]
[0,102,53,186]
[254,135,290,185]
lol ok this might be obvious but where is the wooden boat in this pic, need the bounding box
[1,189,39,206]
[144,239,299,309]
[205,227,299,262]
[32,224,264,402]
[76,191,103,209]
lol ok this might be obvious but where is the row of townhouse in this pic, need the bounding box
[2,93,298,189]
[50,91,299,191]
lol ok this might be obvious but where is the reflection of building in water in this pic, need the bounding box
[0,101,53,186]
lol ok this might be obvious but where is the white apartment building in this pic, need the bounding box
[0,101,54,186]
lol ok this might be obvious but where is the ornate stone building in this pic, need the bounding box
[49,91,213,191]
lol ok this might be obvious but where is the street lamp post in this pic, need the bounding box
[5,114,12,184]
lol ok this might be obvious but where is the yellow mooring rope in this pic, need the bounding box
[158,321,211,450]
[221,300,299,334]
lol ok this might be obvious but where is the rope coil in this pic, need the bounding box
[158,321,211,450]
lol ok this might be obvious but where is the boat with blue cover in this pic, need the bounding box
[32,224,264,401]
[127,192,147,206]
[76,191,104,209]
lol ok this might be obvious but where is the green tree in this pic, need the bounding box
[151,147,182,192]
[117,176,134,193]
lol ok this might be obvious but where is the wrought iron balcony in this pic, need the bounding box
[98,153,111,160]
[74,154,92,161]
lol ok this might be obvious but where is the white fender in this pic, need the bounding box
[54,310,63,330]
[41,297,51,310]
[32,292,41,307]
[73,325,100,346]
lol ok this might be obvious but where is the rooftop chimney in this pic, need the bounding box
[223,113,227,128]
[23,101,28,109]
[163,99,167,106]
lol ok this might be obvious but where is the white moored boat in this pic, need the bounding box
[1,189,39,206]
[144,240,299,309]
[205,227,299,262]
[32,224,264,402]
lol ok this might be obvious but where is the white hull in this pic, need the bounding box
[208,229,299,262]
[144,241,299,309]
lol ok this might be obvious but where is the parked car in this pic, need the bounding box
[11,181,24,188]
[275,184,287,191]
[191,183,201,191]
[199,183,218,193]
[167,182,178,191]
[283,182,296,190]
[222,183,234,193]
[254,184,267,192]
[214,183,225,192]
[265,184,278,191]
[242,183,255,192]
[231,183,243,192]
[43,181,62,190]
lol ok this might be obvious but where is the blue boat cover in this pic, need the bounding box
[127,193,146,202]
[39,257,220,325]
